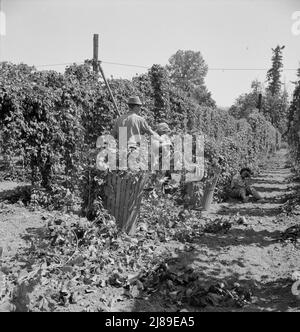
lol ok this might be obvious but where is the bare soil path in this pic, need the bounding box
[131,149,300,312]
[0,149,299,312]
[165,149,300,312]
[0,182,43,260]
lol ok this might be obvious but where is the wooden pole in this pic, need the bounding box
[0,0,4,61]
[98,62,121,117]
[93,34,99,73]
[92,34,120,116]
[257,93,262,112]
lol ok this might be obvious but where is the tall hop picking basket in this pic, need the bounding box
[103,171,149,235]
[201,169,221,211]
[96,136,150,235]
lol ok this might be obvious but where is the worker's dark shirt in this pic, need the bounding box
[231,173,251,189]
[112,112,153,144]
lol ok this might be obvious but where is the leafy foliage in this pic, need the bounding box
[229,46,289,135]
[0,56,279,211]
[287,66,300,173]
[167,50,208,91]
[229,80,262,119]
[167,49,215,107]
[0,195,252,311]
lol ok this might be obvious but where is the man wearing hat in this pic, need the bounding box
[112,96,161,146]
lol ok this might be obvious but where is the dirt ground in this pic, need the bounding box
[0,149,299,312]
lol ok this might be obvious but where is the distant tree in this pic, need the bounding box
[278,87,289,134]
[263,88,289,134]
[263,45,289,132]
[266,45,285,96]
[167,50,208,90]
[166,50,215,107]
[288,65,300,128]
[290,64,300,85]
[192,85,216,108]
[148,64,171,123]
[229,80,262,119]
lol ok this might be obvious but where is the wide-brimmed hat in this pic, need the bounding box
[157,122,171,133]
[127,96,142,106]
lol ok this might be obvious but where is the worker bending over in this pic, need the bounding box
[230,167,263,203]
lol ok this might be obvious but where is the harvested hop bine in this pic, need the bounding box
[0,185,31,206]
[203,218,232,234]
[189,282,253,309]
[277,225,300,243]
[280,193,300,215]
[135,261,253,309]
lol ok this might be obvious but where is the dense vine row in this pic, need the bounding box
[0,61,280,210]
[287,71,300,173]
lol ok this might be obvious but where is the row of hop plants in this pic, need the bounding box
[287,72,300,174]
[0,61,279,214]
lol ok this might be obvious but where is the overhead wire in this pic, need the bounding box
[34,60,299,72]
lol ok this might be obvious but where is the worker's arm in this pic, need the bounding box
[149,128,165,142]
[231,174,244,189]
[140,118,164,142]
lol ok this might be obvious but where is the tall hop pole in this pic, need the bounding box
[93,34,120,117]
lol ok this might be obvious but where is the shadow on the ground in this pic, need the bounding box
[218,205,281,218]
[193,228,280,250]
[130,152,299,312]
[249,278,298,312]
[254,186,287,193]
[130,246,248,312]
[253,179,286,186]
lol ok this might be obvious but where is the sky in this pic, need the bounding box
[0,0,299,107]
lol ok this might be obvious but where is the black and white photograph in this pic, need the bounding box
[0,0,300,316]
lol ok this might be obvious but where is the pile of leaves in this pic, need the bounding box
[0,184,81,212]
[0,191,247,312]
[281,192,300,216]
[172,217,233,243]
[0,185,31,206]
[0,210,178,312]
[135,261,253,309]
[140,195,234,243]
[277,225,300,244]
[202,218,232,234]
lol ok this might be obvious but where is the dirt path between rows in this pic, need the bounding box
[130,149,300,312]
[0,149,299,312]
[166,149,300,312]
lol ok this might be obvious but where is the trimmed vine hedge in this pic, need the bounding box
[287,74,300,173]
[0,61,280,210]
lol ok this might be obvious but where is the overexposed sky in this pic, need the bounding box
[0,0,299,106]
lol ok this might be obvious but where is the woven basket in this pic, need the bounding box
[201,171,221,211]
[104,172,149,235]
